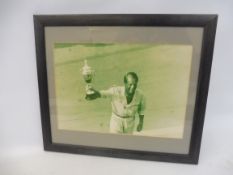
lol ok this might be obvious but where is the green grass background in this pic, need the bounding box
[53,43,192,138]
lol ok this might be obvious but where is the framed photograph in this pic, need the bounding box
[34,14,217,164]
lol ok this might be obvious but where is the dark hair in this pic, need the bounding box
[124,72,139,83]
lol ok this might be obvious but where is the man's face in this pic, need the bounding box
[125,75,137,97]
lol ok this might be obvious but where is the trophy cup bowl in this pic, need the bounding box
[81,60,96,100]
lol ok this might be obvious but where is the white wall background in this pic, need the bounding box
[0,0,233,174]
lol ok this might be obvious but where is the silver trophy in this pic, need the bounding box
[81,60,95,100]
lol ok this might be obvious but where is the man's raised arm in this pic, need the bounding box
[85,87,114,100]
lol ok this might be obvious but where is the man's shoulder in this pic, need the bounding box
[136,89,145,101]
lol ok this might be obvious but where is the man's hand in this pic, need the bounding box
[137,115,144,132]
[85,88,101,100]
[137,122,143,132]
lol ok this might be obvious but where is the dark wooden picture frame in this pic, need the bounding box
[34,14,217,164]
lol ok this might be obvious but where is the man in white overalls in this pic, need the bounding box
[88,72,145,134]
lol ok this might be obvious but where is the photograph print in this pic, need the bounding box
[53,43,192,138]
